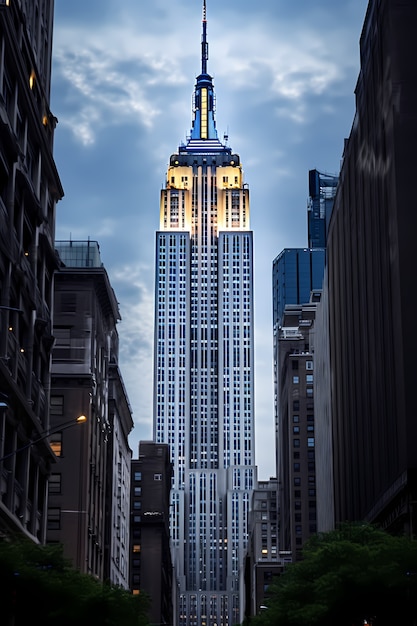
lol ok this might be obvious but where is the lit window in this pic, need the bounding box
[49,433,62,457]
[133,544,141,553]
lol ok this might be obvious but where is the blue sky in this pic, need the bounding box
[51,0,369,478]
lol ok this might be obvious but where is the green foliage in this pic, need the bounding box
[0,537,150,626]
[252,523,417,626]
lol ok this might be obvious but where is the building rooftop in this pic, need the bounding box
[55,240,103,268]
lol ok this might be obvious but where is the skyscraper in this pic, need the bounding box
[153,3,257,625]
[324,0,417,534]
[0,0,63,540]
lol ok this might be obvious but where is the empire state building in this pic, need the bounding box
[153,3,257,625]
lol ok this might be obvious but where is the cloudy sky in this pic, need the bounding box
[51,0,369,479]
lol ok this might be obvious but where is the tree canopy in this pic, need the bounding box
[252,523,417,626]
[0,537,149,626]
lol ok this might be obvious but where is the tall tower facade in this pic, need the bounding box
[153,4,257,625]
[0,0,63,540]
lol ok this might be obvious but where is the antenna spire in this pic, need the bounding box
[201,0,208,74]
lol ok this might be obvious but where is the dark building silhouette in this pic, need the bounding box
[244,479,290,618]
[325,0,417,533]
[272,170,337,559]
[130,442,173,626]
[48,241,133,585]
[0,0,63,540]
[276,300,319,560]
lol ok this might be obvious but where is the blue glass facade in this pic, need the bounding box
[272,248,325,329]
[307,169,338,249]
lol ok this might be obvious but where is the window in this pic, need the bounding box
[293,439,300,448]
[133,501,141,510]
[293,426,300,434]
[154,473,162,481]
[293,376,299,384]
[292,360,298,370]
[294,477,301,486]
[133,544,141,553]
[50,396,64,416]
[134,487,142,496]
[47,507,61,530]
[306,374,314,383]
[308,437,315,447]
[293,463,300,472]
[48,474,61,494]
[134,472,142,481]
[293,415,299,423]
[306,360,313,370]
[49,433,62,457]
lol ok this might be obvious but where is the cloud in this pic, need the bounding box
[110,263,154,445]
[52,3,362,147]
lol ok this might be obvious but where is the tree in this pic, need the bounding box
[0,537,150,626]
[252,523,417,626]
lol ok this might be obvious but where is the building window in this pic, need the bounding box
[49,433,62,457]
[306,360,313,370]
[294,477,301,486]
[134,487,142,496]
[50,396,64,416]
[293,426,300,434]
[134,472,142,481]
[48,474,61,494]
[47,507,61,530]
[293,415,299,423]
[308,437,315,447]
[293,439,300,448]
[154,473,162,481]
[133,544,141,553]
[293,376,299,384]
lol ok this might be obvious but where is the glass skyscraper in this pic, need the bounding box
[153,3,256,625]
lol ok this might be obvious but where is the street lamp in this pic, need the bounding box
[0,415,87,462]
